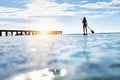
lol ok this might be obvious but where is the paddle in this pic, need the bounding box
[87,26,94,34]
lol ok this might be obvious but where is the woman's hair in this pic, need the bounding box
[83,17,86,20]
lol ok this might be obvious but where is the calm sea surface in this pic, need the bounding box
[0,33,120,80]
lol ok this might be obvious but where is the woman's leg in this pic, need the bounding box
[85,27,87,34]
[83,26,85,34]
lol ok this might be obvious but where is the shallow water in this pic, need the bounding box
[0,33,120,80]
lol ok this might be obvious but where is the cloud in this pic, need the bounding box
[0,0,76,30]
[1,0,120,19]
[111,0,120,5]
[78,0,120,18]
[0,17,63,30]
[0,0,76,19]
[24,0,76,17]
[80,2,109,9]
[80,0,120,9]
[104,10,120,15]
[0,0,120,31]
[0,6,23,18]
[80,0,89,4]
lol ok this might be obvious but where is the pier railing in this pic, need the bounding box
[0,30,62,36]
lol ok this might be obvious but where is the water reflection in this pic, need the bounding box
[82,35,90,61]
[1,34,120,80]
[10,68,67,80]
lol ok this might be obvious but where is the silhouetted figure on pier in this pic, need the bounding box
[49,69,60,75]
[82,17,88,35]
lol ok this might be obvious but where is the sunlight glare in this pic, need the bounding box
[11,68,67,80]
[31,17,62,35]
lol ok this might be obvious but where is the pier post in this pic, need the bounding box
[33,31,37,35]
[0,31,2,36]
[20,31,23,35]
[37,31,40,35]
[11,31,13,36]
[27,31,30,35]
[5,31,8,36]
[16,31,18,36]
[24,31,27,35]
[32,31,34,35]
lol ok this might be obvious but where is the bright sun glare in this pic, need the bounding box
[32,18,62,34]
[11,68,67,80]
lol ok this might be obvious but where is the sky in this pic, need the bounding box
[0,0,120,34]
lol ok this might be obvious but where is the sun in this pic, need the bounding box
[41,29,50,34]
[30,17,63,34]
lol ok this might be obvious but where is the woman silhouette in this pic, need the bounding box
[82,17,87,35]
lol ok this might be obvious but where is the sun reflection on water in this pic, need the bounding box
[10,68,67,80]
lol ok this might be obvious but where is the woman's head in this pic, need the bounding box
[83,17,86,20]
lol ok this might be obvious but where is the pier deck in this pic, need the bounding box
[0,30,62,36]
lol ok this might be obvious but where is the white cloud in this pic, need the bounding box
[87,14,108,19]
[80,0,89,4]
[80,0,120,9]
[0,17,63,31]
[78,10,102,14]
[0,6,22,13]
[0,0,76,19]
[24,0,75,17]
[2,0,120,19]
[0,0,120,31]
[111,0,120,4]
[81,1,109,9]
[104,10,120,15]
[78,0,120,17]
[0,0,75,30]
[0,6,23,18]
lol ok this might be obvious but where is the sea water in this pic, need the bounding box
[0,33,120,80]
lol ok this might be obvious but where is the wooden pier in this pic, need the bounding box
[0,30,40,36]
[47,31,62,35]
[0,30,62,36]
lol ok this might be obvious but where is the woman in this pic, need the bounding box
[82,17,87,35]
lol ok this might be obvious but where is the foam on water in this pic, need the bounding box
[0,33,120,80]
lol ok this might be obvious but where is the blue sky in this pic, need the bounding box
[0,0,120,34]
